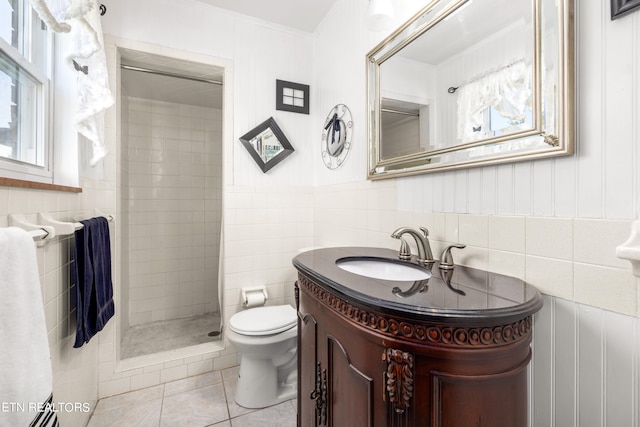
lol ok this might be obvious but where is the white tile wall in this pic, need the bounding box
[0,187,114,427]
[123,97,222,325]
[222,185,314,326]
[313,182,639,317]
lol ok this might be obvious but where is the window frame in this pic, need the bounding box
[0,0,53,184]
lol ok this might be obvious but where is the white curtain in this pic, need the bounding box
[0,2,13,131]
[0,73,11,130]
[456,60,531,141]
[31,0,114,166]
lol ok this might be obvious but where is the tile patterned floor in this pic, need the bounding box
[88,367,296,427]
[121,314,222,359]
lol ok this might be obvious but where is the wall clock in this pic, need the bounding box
[321,104,353,169]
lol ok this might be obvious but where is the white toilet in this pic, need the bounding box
[226,303,298,409]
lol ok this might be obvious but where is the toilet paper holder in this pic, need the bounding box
[242,286,268,307]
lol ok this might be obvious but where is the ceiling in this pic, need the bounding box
[399,0,531,65]
[192,0,339,33]
[120,0,338,108]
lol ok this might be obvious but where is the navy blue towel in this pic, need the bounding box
[72,217,115,348]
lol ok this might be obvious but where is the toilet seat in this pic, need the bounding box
[229,305,297,336]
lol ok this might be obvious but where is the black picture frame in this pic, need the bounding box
[239,117,294,173]
[276,79,310,114]
[611,0,640,19]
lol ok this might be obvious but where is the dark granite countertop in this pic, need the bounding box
[293,246,543,326]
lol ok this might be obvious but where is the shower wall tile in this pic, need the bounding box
[123,97,223,325]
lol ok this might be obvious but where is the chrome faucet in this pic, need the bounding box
[439,244,466,270]
[391,227,434,265]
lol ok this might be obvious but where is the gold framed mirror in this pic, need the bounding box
[366,0,574,179]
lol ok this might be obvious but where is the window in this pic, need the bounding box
[456,60,532,143]
[488,105,533,137]
[0,0,52,182]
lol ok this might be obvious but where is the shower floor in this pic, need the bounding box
[121,313,222,359]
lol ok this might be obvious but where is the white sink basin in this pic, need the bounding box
[336,257,432,281]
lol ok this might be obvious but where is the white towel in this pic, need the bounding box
[0,228,57,426]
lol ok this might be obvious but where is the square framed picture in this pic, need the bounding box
[239,117,294,173]
[611,0,640,19]
[276,80,310,114]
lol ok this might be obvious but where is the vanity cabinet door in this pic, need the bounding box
[430,367,528,427]
[298,290,319,426]
[324,323,376,426]
[297,285,383,427]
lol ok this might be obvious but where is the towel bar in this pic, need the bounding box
[5,211,114,245]
[39,212,79,235]
[8,214,56,247]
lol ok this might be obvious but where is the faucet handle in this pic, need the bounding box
[439,244,466,270]
[418,226,434,262]
[392,235,412,261]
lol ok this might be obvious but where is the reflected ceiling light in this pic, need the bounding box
[367,0,395,32]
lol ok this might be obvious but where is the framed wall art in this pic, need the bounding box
[611,0,640,19]
[239,117,294,173]
[276,80,310,114]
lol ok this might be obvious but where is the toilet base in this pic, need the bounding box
[234,352,297,409]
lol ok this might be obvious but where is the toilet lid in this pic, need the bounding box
[228,305,297,336]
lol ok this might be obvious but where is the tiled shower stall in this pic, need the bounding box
[119,91,223,359]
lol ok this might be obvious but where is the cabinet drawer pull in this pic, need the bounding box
[310,362,327,426]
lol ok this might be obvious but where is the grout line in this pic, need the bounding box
[220,369,234,422]
[89,368,297,426]
[158,381,166,427]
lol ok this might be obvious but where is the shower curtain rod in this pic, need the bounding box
[121,64,223,86]
[381,108,420,117]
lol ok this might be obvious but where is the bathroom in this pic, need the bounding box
[0,0,639,426]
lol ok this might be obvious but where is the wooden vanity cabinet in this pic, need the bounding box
[298,277,385,426]
[296,273,536,427]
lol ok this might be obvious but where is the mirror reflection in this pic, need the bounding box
[249,128,284,163]
[380,98,428,160]
[238,117,294,173]
[367,0,574,179]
